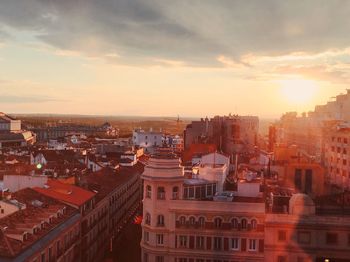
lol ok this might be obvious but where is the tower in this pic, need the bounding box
[140,150,184,262]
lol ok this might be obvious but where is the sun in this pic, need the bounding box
[278,78,317,105]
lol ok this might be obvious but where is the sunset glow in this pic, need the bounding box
[279,78,318,105]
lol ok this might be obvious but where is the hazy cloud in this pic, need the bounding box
[273,65,350,84]
[0,95,61,104]
[1,0,350,66]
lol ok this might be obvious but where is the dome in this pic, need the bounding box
[289,193,315,216]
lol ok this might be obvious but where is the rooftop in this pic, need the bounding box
[83,163,144,203]
[34,179,95,207]
[0,188,78,258]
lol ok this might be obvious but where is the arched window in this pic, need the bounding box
[146,185,152,198]
[214,217,222,228]
[251,219,257,229]
[241,218,247,229]
[157,215,165,227]
[179,216,186,226]
[157,187,165,200]
[172,186,179,199]
[145,213,151,225]
[231,218,239,229]
[198,217,205,227]
[189,216,196,226]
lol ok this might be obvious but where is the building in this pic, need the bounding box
[283,162,325,197]
[0,113,36,149]
[0,113,21,132]
[184,115,259,156]
[271,90,350,163]
[0,188,81,262]
[133,128,163,153]
[82,164,143,258]
[265,193,350,262]
[140,151,265,262]
[33,180,98,261]
[271,144,325,197]
[30,125,108,142]
[165,135,184,153]
[324,124,350,190]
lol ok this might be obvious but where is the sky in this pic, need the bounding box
[0,0,350,118]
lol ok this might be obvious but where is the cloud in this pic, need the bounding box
[0,95,61,104]
[1,0,350,66]
[273,65,350,84]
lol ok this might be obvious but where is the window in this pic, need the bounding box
[241,219,247,230]
[145,213,151,225]
[278,230,287,241]
[248,239,257,251]
[231,218,239,229]
[157,215,165,227]
[326,232,338,245]
[345,138,348,144]
[198,217,205,227]
[56,241,60,254]
[214,237,222,250]
[189,216,196,226]
[179,216,186,226]
[143,253,148,262]
[214,217,222,228]
[156,256,164,262]
[295,169,302,191]
[156,234,164,245]
[207,185,212,196]
[196,236,205,249]
[144,231,149,242]
[277,256,287,262]
[172,186,179,199]
[231,238,239,250]
[344,148,347,154]
[157,187,166,200]
[146,185,152,198]
[305,169,312,194]
[298,231,311,245]
[343,159,347,165]
[179,235,187,248]
[251,219,257,229]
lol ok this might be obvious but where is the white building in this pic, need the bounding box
[0,112,21,132]
[141,152,265,262]
[3,174,48,193]
[133,128,163,153]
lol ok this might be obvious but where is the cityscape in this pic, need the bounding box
[1,1,350,262]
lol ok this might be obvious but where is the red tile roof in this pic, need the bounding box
[0,188,78,258]
[82,163,144,203]
[34,179,95,207]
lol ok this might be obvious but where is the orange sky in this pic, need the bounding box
[0,1,349,118]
